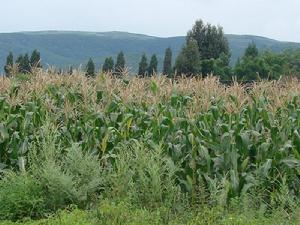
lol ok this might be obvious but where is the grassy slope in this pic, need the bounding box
[0,31,299,72]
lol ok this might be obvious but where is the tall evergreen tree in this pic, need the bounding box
[174,38,201,76]
[19,54,30,74]
[148,54,158,76]
[85,58,95,77]
[114,51,126,75]
[138,54,148,77]
[30,49,42,68]
[4,52,14,77]
[15,54,24,73]
[244,42,259,58]
[102,57,114,73]
[163,47,172,76]
[187,19,229,61]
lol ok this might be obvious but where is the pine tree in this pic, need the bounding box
[4,52,14,77]
[163,47,172,77]
[138,54,148,77]
[102,57,114,73]
[244,42,259,58]
[187,19,229,61]
[114,51,126,75]
[30,49,42,68]
[85,58,95,77]
[15,54,24,73]
[18,53,30,74]
[148,54,158,76]
[174,38,201,76]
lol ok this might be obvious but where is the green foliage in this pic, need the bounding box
[29,131,105,210]
[0,172,45,221]
[4,49,41,76]
[107,141,184,210]
[114,51,126,75]
[102,57,114,73]
[85,58,95,77]
[1,76,300,222]
[0,200,298,225]
[138,54,148,76]
[22,54,31,73]
[187,19,230,60]
[15,54,31,74]
[148,54,158,76]
[0,125,105,221]
[244,42,259,58]
[163,47,172,77]
[30,50,42,68]
[175,20,231,77]
[175,38,201,76]
[0,208,97,225]
[4,52,13,77]
[13,73,32,82]
[234,44,287,81]
[211,53,232,80]
[15,54,24,68]
[235,56,269,80]
[282,49,300,76]
[1,31,300,73]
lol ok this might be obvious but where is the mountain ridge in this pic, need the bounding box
[4,30,299,41]
[0,31,299,73]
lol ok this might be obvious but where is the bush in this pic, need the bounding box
[0,171,44,221]
[106,140,185,213]
[33,143,104,211]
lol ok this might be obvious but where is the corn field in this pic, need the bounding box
[0,71,300,206]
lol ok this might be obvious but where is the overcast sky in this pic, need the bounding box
[1,0,300,42]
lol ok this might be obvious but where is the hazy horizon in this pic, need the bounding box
[1,0,300,42]
[1,30,300,43]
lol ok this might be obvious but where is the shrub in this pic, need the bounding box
[0,171,44,220]
[33,144,104,211]
[106,140,185,212]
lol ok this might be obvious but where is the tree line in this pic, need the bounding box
[4,50,42,76]
[85,51,167,78]
[172,19,300,81]
[3,19,300,80]
[86,51,127,77]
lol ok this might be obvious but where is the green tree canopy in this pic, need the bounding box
[187,19,230,60]
[85,58,95,77]
[201,53,232,79]
[281,49,300,76]
[30,49,42,68]
[244,42,259,58]
[234,47,284,81]
[138,54,148,77]
[17,53,30,74]
[148,54,158,76]
[174,38,201,76]
[4,52,14,77]
[15,54,23,67]
[114,51,126,75]
[163,47,172,77]
[102,57,114,73]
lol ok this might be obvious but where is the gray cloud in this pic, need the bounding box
[0,0,299,42]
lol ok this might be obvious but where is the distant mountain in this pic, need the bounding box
[0,31,299,73]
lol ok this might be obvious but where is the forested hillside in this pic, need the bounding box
[1,31,299,72]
